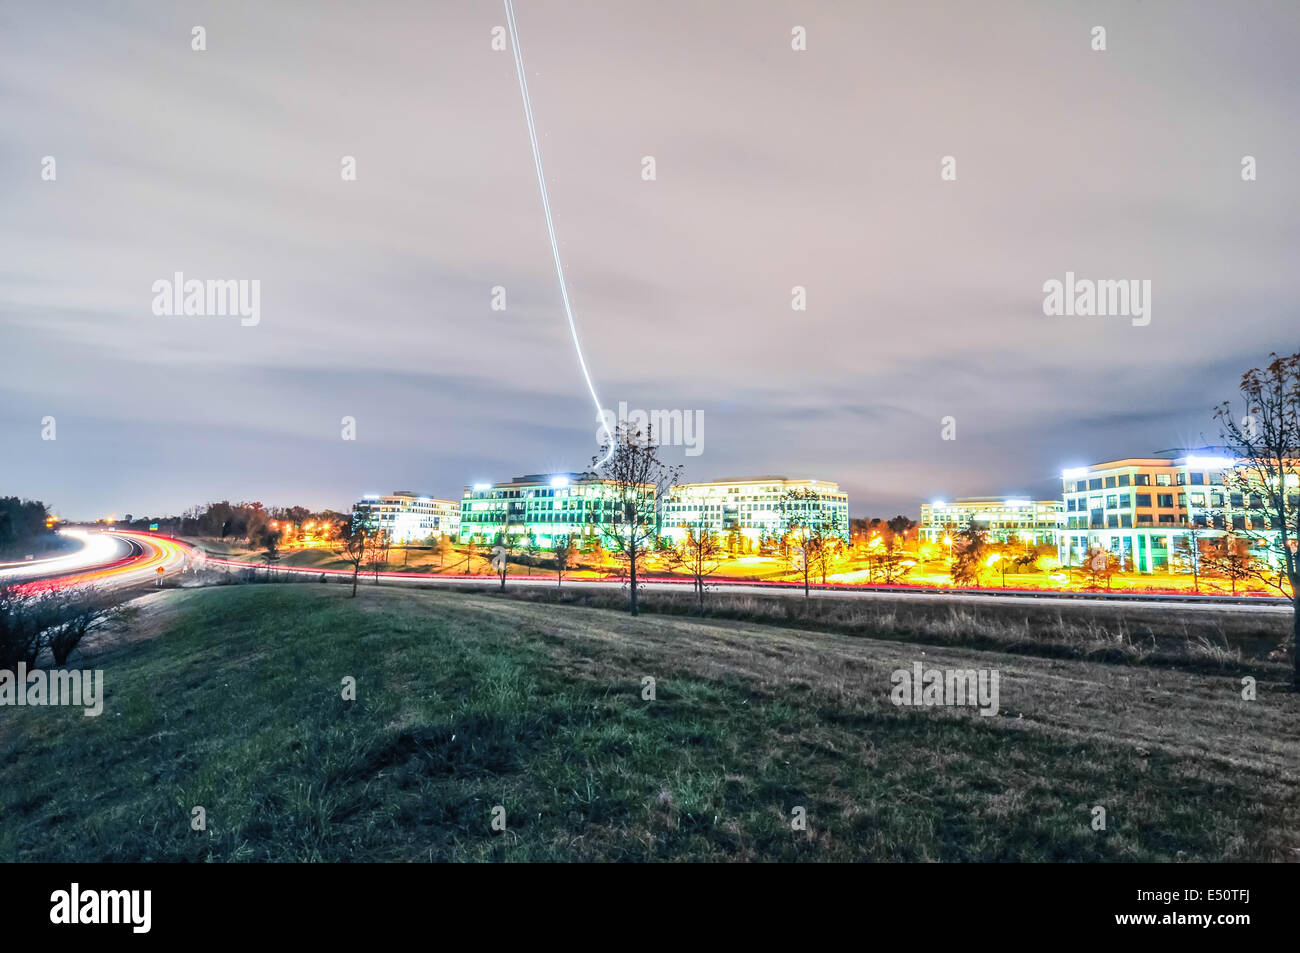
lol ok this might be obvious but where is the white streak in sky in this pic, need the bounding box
[504,0,614,467]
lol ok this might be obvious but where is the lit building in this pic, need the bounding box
[354,491,460,543]
[919,498,1063,546]
[1056,455,1295,572]
[458,473,656,548]
[661,477,849,549]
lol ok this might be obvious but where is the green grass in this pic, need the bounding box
[1,584,1296,861]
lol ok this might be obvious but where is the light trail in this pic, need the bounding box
[5,530,197,593]
[503,0,614,467]
[0,529,125,581]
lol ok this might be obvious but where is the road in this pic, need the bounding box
[0,528,195,591]
[8,530,1293,615]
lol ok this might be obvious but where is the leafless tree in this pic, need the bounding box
[667,525,725,612]
[594,421,681,616]
[1214,350,1300,688]
[780,488,836,598]
[552,535,575,587]
[334,512,375,597]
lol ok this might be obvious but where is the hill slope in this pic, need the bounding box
[1,584,1296,861]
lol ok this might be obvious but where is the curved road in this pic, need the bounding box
[0,528,194,591]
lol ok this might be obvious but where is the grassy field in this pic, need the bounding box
[1,583,1296,861]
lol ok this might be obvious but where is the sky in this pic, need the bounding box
[2,0,1298,520]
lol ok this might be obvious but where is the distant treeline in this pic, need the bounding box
[121,501,348,543]
[0,497,54,556]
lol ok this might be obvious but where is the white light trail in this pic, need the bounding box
[503,0,614,467]
[0,529,124,580]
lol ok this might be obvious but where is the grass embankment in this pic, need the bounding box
[1,584,1296,861]
[472,585,1295,678]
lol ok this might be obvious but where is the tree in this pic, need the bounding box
[0,583,120,670]
[667,526,725,612]
[552,535,575,587]
[949,521,989,588]
[43,587,121,666]
[368,529,392,583]
[434,534,454,568]
[1172,525,1209,593]
[334,512,375,597]
[1214,350,1300,688]
[258,527,282,580]
[594,421,681,617]
[780,488,843,597]
[493,513,511,591]
[1203,534,1254,595]
[1077,546,1119,590]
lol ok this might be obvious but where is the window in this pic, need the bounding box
[1190,472,1205,485]
[1107,515,1119,528]
[1118,474,1131,487]
[1137,514,1153,525]
[1120,515,1132,527]
[1106,495,1117,509]
[1230,492,1243,507]
[1119,494,1131,507]
[1105,476,1117,488]
[1176,472,1187,485]
[1089,478,1102,491]
[1157,494,1174,508]
[1158,514,1175,524]
[1232,516,1246,530]
[1134,474,1150,486]
[1156,474,1171,486]
[1135,493,1151,507]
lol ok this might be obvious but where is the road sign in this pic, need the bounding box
[149,522,159,531]
[156,567,165,575]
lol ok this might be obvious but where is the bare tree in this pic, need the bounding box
[552,535,574,587]
[667,525,725,612]
[370,529,392,583]
[1202,534,1254,595]
[1172,524,1208,593]
[0,583,121,669]
[1076,546,1119,590]
[334,512,375,597]
[493,513,511,591]
[1214,350,1300,688]
[780,488,830,598]
[594,421,682,616]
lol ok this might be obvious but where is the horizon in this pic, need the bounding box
[3,1,1297,521]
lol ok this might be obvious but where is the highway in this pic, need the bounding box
[6,529,1293,615]
[0,528,195,591]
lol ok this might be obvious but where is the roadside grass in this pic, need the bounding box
[455,584,1294,680]
[1,584,1295,861]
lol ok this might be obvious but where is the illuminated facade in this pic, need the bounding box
[662,477,849,549]
[919,498,1063,546]
[1056,456,1295,572]
[458,473,656,548]
[354,492,460,543]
